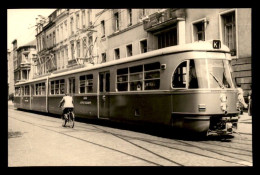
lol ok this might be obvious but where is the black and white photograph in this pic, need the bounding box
[7,8,252,167]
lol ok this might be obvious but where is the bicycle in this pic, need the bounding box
[62,108,75,128]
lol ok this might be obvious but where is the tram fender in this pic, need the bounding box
[171,114,210,133]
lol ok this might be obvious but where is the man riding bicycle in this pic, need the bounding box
[59,93,74,120]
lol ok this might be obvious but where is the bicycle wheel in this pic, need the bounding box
[62,114,67,127]
[70,113,75,128]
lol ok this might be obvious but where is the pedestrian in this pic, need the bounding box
[237,84,248,114]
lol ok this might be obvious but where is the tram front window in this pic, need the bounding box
[188,59,208,89]
[173,59,233,89]
[208,59,233,89]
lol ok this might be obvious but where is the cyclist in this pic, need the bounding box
[59,93,74,120]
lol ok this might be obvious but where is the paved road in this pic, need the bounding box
[8,101,252,167]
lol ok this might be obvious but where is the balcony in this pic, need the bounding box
[143,8,186,32]
[67,59,78,68]
[20,62,31,69]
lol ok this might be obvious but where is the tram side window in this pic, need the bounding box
[35,83,46,95]
[15,87,21,96]
[79,74,93,93]
[24,85,30,95]
[188,60,199,89]
[117,68,128,91]
[144,62,160,90]
[172,61,187,88]
[129,65,143,91]
[50,81,55,95]
[20,86,24,96]
[50,79,65,95]
[60,79,65,94]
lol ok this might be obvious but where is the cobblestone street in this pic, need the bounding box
[8,101,253,167]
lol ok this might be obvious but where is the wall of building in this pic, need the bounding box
[8,50,14,95]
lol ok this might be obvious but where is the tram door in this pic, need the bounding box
[99,72,110,119]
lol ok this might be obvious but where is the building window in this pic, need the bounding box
[126,44,132,57]
[46,36,49,47]
[157,28,177,49]
[64,21,67,37]
[128,9,132,26]
[88,9,92,26]
[57,28,59,43]
[114,48,120,60]
[193,21,205,41]
[101,20,105,37]
[221,11,236,56]
[65,47,68,65]
[76,13,80,30]
[140,39,147,53]
[53,31,56,45]
[57,52,60,69]
[71,43,75,59]
[61,25,63,41]
[83,37,87,58]
[50,34,52,47]
[88,35,93,57]
[50,79,65,95]
[77,41,80,58]
[82,10,86,28]
[79,74,93,93]
[101,53,106,63]
[70,17,74,35]
[114,12,119,31]
[61,50,64,68]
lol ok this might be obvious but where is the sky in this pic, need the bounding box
[7,9,56,50]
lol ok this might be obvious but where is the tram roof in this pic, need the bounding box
[15,40,230,86]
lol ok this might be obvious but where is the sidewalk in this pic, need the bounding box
[237,112,252,135]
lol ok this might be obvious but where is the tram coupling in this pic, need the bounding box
[208,116,239,135]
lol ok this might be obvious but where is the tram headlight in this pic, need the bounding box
[220,93,227,113]
[220,94,227,102]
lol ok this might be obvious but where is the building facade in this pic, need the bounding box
[8,49,14,96]
[12,39,37,83]
[31,8,251,98]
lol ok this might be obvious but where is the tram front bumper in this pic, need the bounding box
[171,114,239,134]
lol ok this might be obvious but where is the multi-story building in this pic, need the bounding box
[35,11,57,77]
[12,39,37,83]
[32,8,251,99]
[8,49,14,96]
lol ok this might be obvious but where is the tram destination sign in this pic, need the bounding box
[213,40,221,49]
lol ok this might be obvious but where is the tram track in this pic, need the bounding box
[9,115,164,166]
[89,126,252,166]
[9,108,252,166]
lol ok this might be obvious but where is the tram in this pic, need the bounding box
[13,40,240,135]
